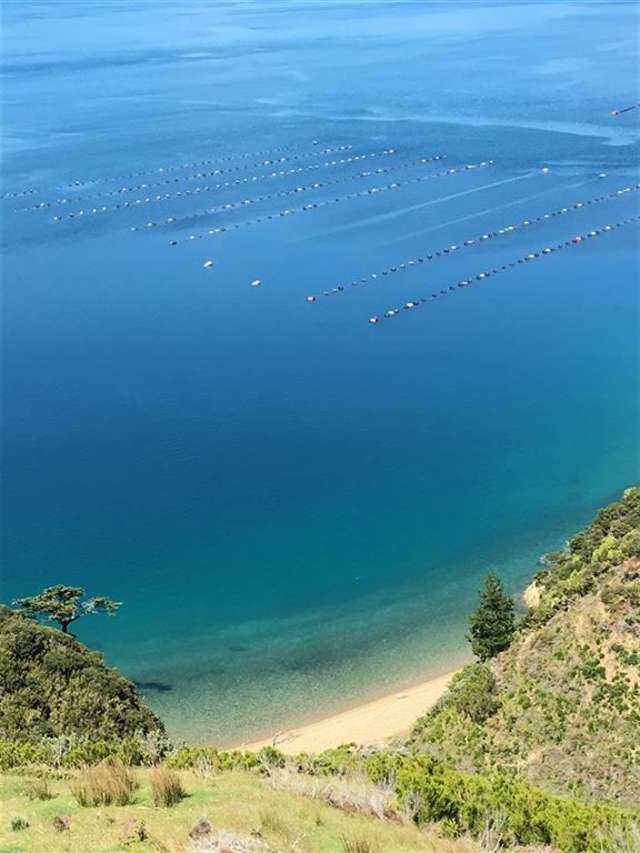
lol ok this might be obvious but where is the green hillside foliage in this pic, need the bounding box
[410,488,640,807]
[0,607,164,743]
[2,747,637,852]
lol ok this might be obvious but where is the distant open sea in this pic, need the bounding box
[2,0,639,744]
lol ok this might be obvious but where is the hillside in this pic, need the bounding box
[0,606,164,743]
[410,487,640,807]
[0,766,502,853]
[2,491,639,851]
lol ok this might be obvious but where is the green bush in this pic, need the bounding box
[0,740,52,770]
[296,744,364,777]
[0,735,171,771]
[426,664,500,725]
[0,607,164,742]
[165,745,261,772]
[360,754,637,852]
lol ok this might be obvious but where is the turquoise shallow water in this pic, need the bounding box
[2,0,639,744]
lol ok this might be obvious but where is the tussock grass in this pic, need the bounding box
[70,759,136,806]
[25,779,52,801]
[150,765,186,807]
[259,807,288,836]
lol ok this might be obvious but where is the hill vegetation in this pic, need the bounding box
[0,606,164,743]
[410,487,640,807]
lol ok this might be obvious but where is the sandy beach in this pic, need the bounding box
[241,670,458,754]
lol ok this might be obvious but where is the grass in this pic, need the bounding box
[0,768,484,852]
[149,766,185,808]
[24,781,51,803]
[70,760,136,807]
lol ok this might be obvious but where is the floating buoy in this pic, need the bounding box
[250,279,262,287]
[306,295,316,303]
[203,260,215,269]
[368,316,379,324]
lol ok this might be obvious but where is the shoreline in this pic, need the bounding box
[238,669,459,754]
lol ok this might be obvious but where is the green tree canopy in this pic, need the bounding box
[13,585,121,634]
[467,572,515,661]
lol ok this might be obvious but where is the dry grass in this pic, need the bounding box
[25,779,53,801]
[69,759,136,807]
[268,766,398,822]
[150,765,186,807]
[259,807,288,837]
[340,834,379,852]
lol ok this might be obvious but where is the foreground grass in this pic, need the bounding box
[0,768,478,853]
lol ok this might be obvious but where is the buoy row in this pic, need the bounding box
[171,160,494,245]
[129,154,446,232]
[2,187,39,200]
[29,145,355,210]
[304,181,640,301]
[50,149,435,222]
[610,103,640,117]
[366,215,640,326]
[37,139,333,194]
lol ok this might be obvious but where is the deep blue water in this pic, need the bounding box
[2,0,639,744]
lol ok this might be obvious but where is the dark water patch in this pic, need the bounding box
[135,680,173,693]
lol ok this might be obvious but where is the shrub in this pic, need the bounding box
[150,766,185,807]
[70,759,136,806]
[0,739,52,770]
[621,530,640,559]
[256,745,286,770]
[372,754,637,852]
[297,744,363,777]
[0,606,164,742]
[25,778,52,800]
[166,745,260,772]
[10,816,29,831]
[119,816,147,844]
[52,815,71,832]
[427,664,500,724]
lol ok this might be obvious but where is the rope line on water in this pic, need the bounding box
[174,159,495,245]
[365,215,640,326]
[304,180,638,301]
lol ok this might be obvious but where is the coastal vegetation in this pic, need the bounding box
[410,487,640,807]
[467,573,516,662]
[2,488,639,850]
[13,584,121,635]
[0,606,164,743]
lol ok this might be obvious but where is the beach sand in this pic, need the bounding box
[240,670,458,754]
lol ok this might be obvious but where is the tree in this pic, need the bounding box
[13,584,121,634]
[467,572,515,661]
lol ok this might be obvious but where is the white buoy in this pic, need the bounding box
[203,260,215,269]
[250,279,262,287]
[306,295,316,303]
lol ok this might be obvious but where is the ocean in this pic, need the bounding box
[2,0,639,744]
